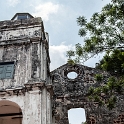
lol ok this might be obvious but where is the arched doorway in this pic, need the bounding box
[0,100,22,124]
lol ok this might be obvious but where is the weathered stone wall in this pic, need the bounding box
[1,14,124,124]
[0,41,49,89]
[0,44,31,88]
[0,85,52,124]
[0,17,50,89]
[0,16,52,124]
[0,26,41,41]
[51,64,124,124]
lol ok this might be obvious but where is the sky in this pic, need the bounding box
[0,0,111,123]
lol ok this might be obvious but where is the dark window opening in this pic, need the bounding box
[18,15,27,20]
[0,62,14,79]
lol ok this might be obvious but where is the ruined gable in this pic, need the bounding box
[0,13,123,124]
[51,63,124,124]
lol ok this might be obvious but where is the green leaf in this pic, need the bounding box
[95,74,103,82]
[78,28,87,37]
[67,59,75,65]
[77,16,87,27]
[66,50,75,58]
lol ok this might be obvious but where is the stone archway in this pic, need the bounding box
[0,100,22,124]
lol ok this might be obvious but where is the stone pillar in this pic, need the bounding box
[43,44,47,80]
[40,42,43,78]
[41,88,47,124]
[47,92,52,124]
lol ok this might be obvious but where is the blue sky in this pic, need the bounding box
[0,0,111,123]
[0,0,111,70]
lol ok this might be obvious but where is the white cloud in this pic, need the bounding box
[49,43,74,71]
[49,43,104,71]
[33,2,60,21]
[7,0,20,7]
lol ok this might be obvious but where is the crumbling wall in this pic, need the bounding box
[0,17,50,89]
[51,64,124,124]
[0,84,52,124]
[0,17,52,124]
[0,42,45,88]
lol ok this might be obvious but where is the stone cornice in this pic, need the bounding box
[0,82,53,97]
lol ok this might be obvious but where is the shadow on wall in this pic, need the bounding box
[0,100,22,124]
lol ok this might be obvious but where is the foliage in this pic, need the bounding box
[95,74,103,82]
[67,0,124,63]
[88,76,124,110]
[92,50,124,110]
[66,43,88,64]
[96,49,124,76]
[81,122,87,124]
[66,0,124,109]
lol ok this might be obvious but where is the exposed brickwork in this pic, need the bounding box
[114,114,124,124]
[51,64,124,124]
[0,14,124,124]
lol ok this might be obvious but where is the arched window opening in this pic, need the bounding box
[68,108,86,124]
[0,100,22,124]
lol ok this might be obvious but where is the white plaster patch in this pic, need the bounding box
[0,27,41,41]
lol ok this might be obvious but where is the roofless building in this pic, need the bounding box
[0,13,123,124]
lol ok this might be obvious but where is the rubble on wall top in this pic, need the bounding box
[0,17,42,29]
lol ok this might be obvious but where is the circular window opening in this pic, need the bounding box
[67,71,78,79]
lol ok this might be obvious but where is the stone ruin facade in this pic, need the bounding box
[0,13,123,124]
[51,64,124,124]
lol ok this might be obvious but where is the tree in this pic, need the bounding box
[66,0,124,109]
[67,0,124,63]
[96,49,124,76]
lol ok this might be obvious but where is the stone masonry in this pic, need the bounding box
[0,13,124,124]
[0,14,52,124]
[51,64,124,124]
